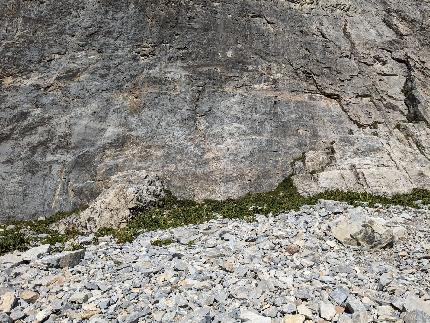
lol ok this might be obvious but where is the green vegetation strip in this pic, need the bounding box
[99,178,430,244]
[2,178,430,255]
[0,210,81,256]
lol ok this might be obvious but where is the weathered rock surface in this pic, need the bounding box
[0,201,429,322]
[1,0,430,220]
[39,249,85,269]
[52,170,164,233]
[21,245,51,262]
[330,209,403,248]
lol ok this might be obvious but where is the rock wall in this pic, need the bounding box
[1,0,430,221]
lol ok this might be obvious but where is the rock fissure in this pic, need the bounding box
[391,55,429,126]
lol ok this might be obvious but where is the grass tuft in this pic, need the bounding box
[151,238,175,247]
[0,230,29,255]
[0,207,85,256]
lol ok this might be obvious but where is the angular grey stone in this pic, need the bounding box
[0,313,11,323]
[19,290,39,303]
[9,310,25,322]
[52,171,164,233]
[378,272,394,290]
[281,303,297,314]
[35,309,52,323]
[41,249,85,268]
[351,311,369,323]
[283,314,305,323]
[319,301,336,321]
[403,310,430,323]
[295,289,311,300]
[69,292,91,304]
[49,300,63,312]
[345,296,367,314]
[98,298,110,310]
[330,287,350,305]
[123,311,146,323]
[331,215,394,248]
[297,304,313,319]
[403,294,430,316]
[0,254,24,268]
[85,282,99,290]
[238,310,271,323]
[0,292,17,313]
[21,245,51,261]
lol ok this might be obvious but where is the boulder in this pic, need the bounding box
[331,212,397,248]
[238,310,271,323]
[319,301,337,321]
[0,253,24,269]
[20,290,39,303]
[40,249,85,268]
[283,314,305,323]
[21,245,51,261]
[403,294,430,316]
[52,171,164,233]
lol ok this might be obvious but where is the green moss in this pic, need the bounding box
[187,240,196,247]
[42,233,69,246]
[107,177,430,243]
[311,188,430,209]
[151,238,175,247]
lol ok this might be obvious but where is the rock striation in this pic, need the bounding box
[1,0,430,220]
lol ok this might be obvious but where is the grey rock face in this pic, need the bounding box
[1,0,430,220]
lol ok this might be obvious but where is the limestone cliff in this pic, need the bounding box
[1,0,430,221]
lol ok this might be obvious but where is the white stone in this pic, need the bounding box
[319,301,337,320]
[297,304,313,319]
[0,292,17,313]
[239,310,271,323]
[22,244,51,261]
[283,314,305,323]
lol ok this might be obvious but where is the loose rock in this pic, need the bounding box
[0,201,428,322]
[20,290,39,303]
[319,301,336,321]
[40,249,85,268]
[0,293,16,313]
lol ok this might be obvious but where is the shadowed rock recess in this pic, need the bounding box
[1,0,430,221]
